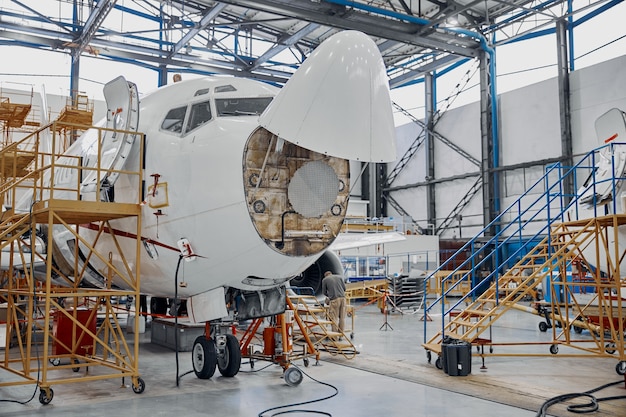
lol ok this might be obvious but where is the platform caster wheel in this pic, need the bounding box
[132,377,145,394]
[350,332,354,340]
[549,344,558,355]
[216,334,241,377]
[426,351,432,363]
[573,325,583,334]
[192,336,217,379]
[616,361,626,376]
[250,359,255,369]
[538,322,548,332]
[39,388,53,405]
[435,357,442,370]
[605,343,616,355]
[303,358,310,368]
[72,358,80,372]
[284,367,303,387]
[50,358,61,366]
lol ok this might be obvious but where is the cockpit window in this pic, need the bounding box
[215,97,273,117]
[186,100,212,133]
[215,85,236,93]
[194,88,210,96]
[161,106,187,133]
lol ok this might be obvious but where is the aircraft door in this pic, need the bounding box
[80,76,140,198]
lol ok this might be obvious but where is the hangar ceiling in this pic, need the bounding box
[0,0,618,88]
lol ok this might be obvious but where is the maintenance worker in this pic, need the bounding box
[322,271,346,334]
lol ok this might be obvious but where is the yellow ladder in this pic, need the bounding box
[289,293,358,359]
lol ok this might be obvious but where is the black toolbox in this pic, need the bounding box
[441,337,471,376]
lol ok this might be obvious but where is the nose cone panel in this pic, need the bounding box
[259,31,396,163]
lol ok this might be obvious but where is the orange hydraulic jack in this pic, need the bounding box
[239,297,319,385]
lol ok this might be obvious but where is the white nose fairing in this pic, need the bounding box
[259,30,396,163]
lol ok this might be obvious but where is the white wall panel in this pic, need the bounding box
[499,78,561,165]
[435,102,482,179]
[570,55,626,154]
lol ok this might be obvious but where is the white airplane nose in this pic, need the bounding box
[259,30,396,163]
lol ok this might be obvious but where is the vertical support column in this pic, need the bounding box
[158,64,168,87]
[366,163,386,218]
[425,73,436,233]
[70,0,80,106]
[557,18,574,199]
[69,56,80,105]
[479,50,498,236]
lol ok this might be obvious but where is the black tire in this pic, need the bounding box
[605,343,616,355]
[150,297,169,316]
[217,334,241,377]
[538,322,548,332]
[435,357,442,370]
[573,326,583,334]
[616,361,626,376]
[192,336,217,379]
[39,388,53,405]
[132,377,145,394]
[72,358,80,372]
[549,344,558,355]
[426,351,432,363]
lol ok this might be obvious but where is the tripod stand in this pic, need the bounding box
[378,290,401,331]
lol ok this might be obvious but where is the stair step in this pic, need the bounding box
[423,342,442,354]
[451,318,479,327]
[462,309,490,317]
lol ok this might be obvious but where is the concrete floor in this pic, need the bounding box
[1,300,625,416]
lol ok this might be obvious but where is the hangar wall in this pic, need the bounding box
[389,54,626,239]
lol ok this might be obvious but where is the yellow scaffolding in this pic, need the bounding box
[423,217,625,373]
[0,120,145,404]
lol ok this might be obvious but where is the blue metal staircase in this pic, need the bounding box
[422,142,626,357]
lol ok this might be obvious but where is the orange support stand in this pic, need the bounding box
[239,297,319,372]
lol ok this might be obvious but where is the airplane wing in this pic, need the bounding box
[329,232,406,251]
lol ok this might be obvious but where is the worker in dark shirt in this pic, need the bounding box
[321,271,346,334]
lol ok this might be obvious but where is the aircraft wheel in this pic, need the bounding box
[216,334,241,377]
[605,342,616,354]
[616,361,626,376]
[39,388,53,405]
[192,336,217,379]
[284,367,303,386]
[132,377,146,394]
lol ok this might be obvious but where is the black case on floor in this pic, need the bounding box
[442,338,471,376]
